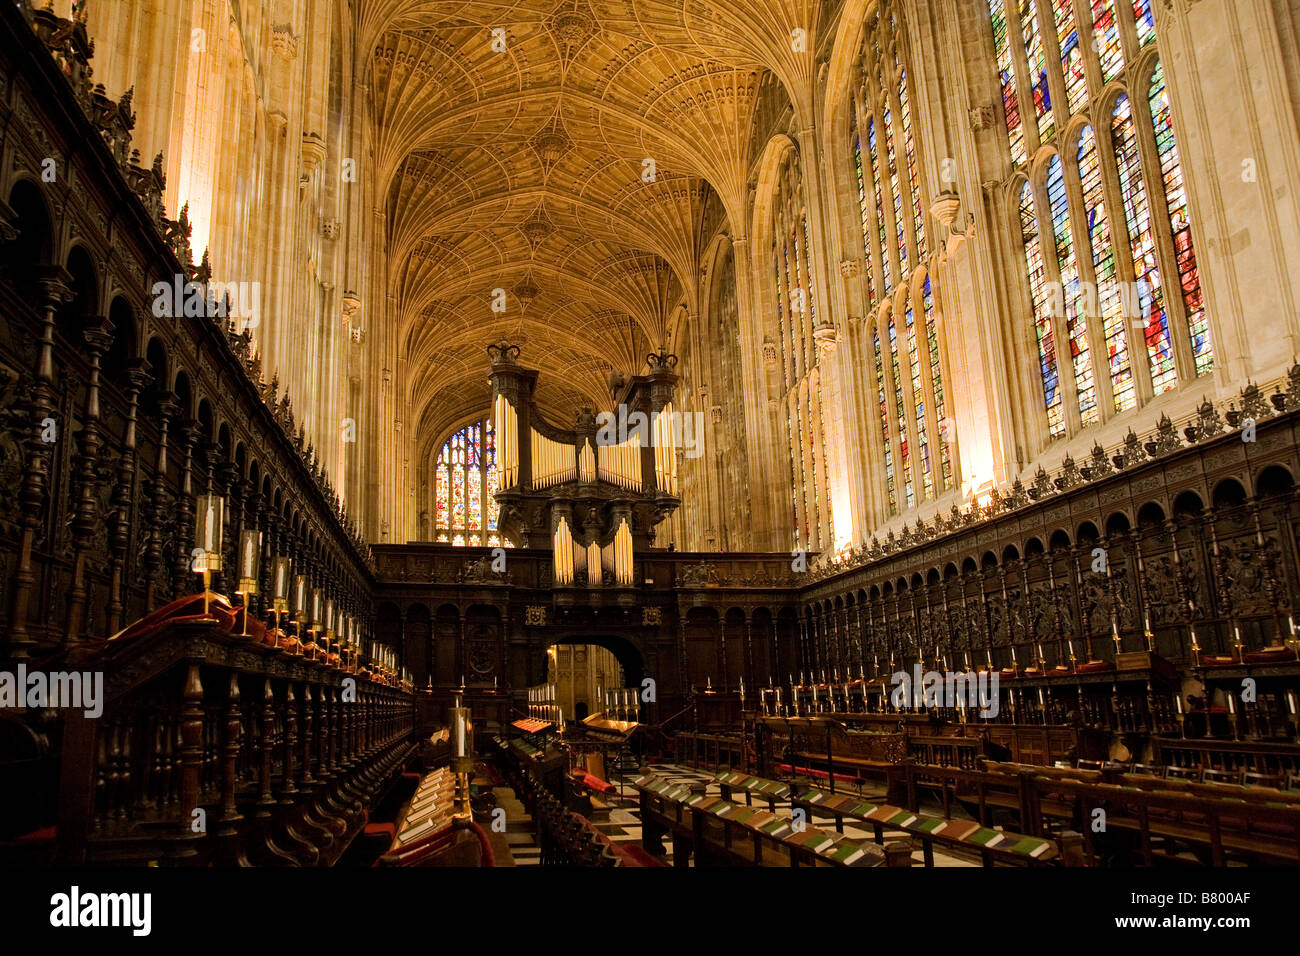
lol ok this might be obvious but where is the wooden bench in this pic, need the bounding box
[714,771,791,811]
[632,773,900,868]
[791,785,1063,867]
[1041,777,1300,866]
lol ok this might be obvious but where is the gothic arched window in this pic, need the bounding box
[771,150,832,549]
[992,0,1212,440]
[851,7,954,516]
[433,417,510,547]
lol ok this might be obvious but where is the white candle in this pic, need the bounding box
[203,502,215,551]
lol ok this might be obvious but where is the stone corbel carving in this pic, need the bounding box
[272,26,299,61]
[931,192,975,258]
[301,132,326,177]
[968,104,996,131]
[342,290,361,324]
[812,324,837,359]
[839,259,859,279]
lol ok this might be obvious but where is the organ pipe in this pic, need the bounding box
[578,439,596,483]
[597,434,642,490]
[654,402,678,496]
[586,540,602,587]
[494,394,518,489]
[553,516,574,585]
[614,516,633,587]
[531,427,577,488]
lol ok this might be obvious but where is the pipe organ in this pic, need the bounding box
[494,393,519,489]
[532,428,577,489]
[614,516,634,587]
[553,515,575,586]
[597,435,642,491]
[487,341,681,601]
[653,401,679,498]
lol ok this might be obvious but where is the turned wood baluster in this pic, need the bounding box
[318,684,331,777]
[1072,548,1094,659]
[64,318,113,645]
[1020,558,1036,662]
[280,683,298,801]
[258,678,275,807]
[108,359,150,634]
[171,420,199,597]
[1250,503,1287,643]
[6,268,72,657]
[299,684,315,786]
[220,672,241,830]
[1046,553,1066,665]
[1206,513,1236,656]
[143,392,177,611]
[179,663,205,838]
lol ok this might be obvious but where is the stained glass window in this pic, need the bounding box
[884,106,907,277]
[433,416,511,546]
[899,72,926,259]
[874,327,897,514]
[1150,61,1211,374]
[868,117,892,295]
[1113,93,1176,394]
[923,276,951,484]
[1054,0,1087,115]
[1020,0,1055,144]
[1079,125,1135,412]
[992,0,1211,441]
[852,123,877,305]
[906,305,934,498]
[1092,0,1123,82]
[802,214,818,333]
[990,0,1027,165]
[1133,0,1156,48]
[1047,155,1096,425]
[774,245,788,391]
[852,8,953,516]
[888,314,914,509]
[1021,180,1065,439]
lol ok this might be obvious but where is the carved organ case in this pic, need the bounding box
[487,342,682,596]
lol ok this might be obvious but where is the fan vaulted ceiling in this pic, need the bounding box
[365,0,829,458]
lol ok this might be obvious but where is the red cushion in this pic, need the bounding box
[110,593,236,643]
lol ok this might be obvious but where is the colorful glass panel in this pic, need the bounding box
[1021,180,1064,439]
[1047,154,1096,424]
[1113,94,1176,394]
[1149,61,1212,374]
[990,0,1027,165]
[1079,125,1134,412]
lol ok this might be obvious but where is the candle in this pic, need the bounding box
[1226,692,1237,715]
[275,560,286,596]
[1174,694,1183,715]
[1287,691,1297,716]
[203,502,214,551]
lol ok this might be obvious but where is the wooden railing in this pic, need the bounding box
[48,613,414,865]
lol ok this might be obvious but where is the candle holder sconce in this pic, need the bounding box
[193,495,226,615]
